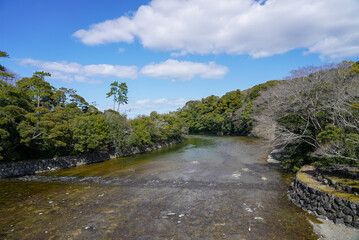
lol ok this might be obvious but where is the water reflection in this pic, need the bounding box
[0,136,319,239]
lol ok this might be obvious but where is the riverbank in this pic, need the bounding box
[0,136,322,239]
[265,150,359,238]
[0,139,182,178]
[288,166,359,228]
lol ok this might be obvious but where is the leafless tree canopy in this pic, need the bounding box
[269,62,359,163]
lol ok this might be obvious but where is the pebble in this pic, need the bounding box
[85,225,96,230]
[245,208,253,213]
[231,171,241,178]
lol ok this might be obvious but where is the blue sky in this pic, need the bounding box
[1,0,358,118]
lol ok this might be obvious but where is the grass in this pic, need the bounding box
[297,169,359,203]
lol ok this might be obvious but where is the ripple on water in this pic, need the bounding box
[0,136,323,239]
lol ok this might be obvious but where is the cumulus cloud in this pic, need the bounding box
[73,0,359,59]
[117,97,191,118]
[136,99,151,104]
[141,59,228,80]
[19,58,138,84]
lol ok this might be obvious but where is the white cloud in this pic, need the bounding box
[141,59,228,80]
[136,99,151,104]
[168,98,188,105]
[153,98,188,105]
[73,0,359,59]
[119,97,192,118]
[154,98,168,103]
[19,58,138,84]
[118,48,126,54]
[73,16,136,45]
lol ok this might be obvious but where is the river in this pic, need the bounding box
[0,135,353,239]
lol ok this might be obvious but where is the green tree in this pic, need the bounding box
[16,71,53,107]
[0,80,33,160]
[69,113,109,153]
[104,110,131,152]
[106,81,128,112]
[0,51,15,84]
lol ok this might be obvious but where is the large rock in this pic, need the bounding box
[316,207,327,216]
[343,207,352,215]
[345,215,353,224]
[335,197,345,206]
[334,218,345,225]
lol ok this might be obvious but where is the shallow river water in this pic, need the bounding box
[0,136,344,239]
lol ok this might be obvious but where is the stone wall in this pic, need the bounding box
[288,177,359,228]
[0,139,182,179]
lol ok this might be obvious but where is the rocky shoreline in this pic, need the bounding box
[0,139,182,179]
[287,167,359,229]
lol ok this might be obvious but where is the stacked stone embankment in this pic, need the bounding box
[288,174,359,228]
[0,139,182,178]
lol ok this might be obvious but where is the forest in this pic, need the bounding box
[178,80,278,135]
[0,51,187,161]
[1,50,358,172]
[178,61,359,171]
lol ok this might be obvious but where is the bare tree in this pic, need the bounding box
[271,62,359,162]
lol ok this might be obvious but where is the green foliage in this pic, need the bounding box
[0,51,15,83]
[106,81,128,111]
[352,62,359,74]
[0,52,187,162]
[70,113,109,153]
[232,102,253,135]
[16,72,53,107]
[317,125,344,144]
[127,112,187,148]
[276,62,359,171]
[0,81,33,160]
[104,110,132,151]
[246,80,278,101]
[179,80,278,135]
[179,91,242,135]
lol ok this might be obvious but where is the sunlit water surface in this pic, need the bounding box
[0,136,320,239]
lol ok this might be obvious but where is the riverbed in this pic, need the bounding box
[0,136,355,239]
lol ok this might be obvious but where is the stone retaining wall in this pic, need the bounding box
[0,139,182,178]
[288,177,359,228]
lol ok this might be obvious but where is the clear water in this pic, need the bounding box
[0,136,318,239]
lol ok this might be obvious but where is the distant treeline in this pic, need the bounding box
[178,80,278,135]
[0,52,187,161]
[1,50,358,171]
